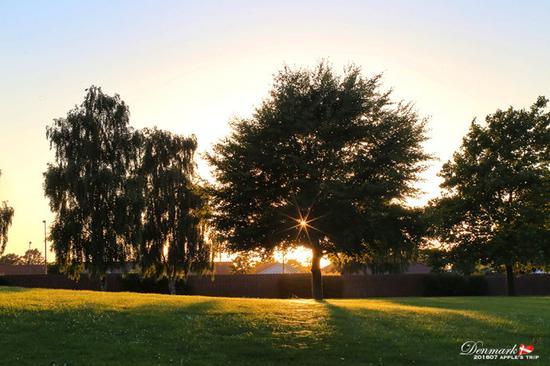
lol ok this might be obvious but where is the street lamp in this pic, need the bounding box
[42,220,47,274]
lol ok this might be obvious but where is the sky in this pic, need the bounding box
[0,0,549,264]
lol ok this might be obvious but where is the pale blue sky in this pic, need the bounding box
[1,0,549,257]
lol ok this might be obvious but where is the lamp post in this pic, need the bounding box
[42,220,47,274]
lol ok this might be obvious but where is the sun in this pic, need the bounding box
[277,199,328,248]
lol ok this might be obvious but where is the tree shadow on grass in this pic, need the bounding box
[0,298,221,366]
[385,296,550,316]
[321,299,544,366]
[0,297,327,366]
[3,293,544,366]
[98,298,332,366]
[0,285,31,292]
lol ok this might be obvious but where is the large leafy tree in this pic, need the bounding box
[207,63,429,299]
[429,97,550,295]
[0,170,15,256]
[44,86,139,287]
[136,128,211,294]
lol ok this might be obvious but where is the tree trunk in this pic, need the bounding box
[168,278,177,295]
[310,245,323,300]
[505,264,516,296]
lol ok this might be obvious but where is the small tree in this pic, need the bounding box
[418,248,449,273]
[230,253,257,274]
[208,62,429,299]
[284,259,309,273]
[136,128,211,294]
[44,86,138,289]
[0,253,22,265]
[0,170,15,256]
[328,253,370,274]
[22,249,44,265]
[430,97,550,295]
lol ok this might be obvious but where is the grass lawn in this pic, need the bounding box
[0,287,547,365]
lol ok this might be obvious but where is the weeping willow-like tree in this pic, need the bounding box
[0,170,15,256]
[136,128,211,294]
[44,86,138,288]
[45,87,210,292]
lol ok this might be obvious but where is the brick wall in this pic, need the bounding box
[485,274,550,296]
[0,264,45,275]
[1,273,549,298]
[341,274,429,298]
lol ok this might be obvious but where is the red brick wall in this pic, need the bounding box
[2,273,550,298]
[0,265,45,275]
[342,274,429,298]
[184,274,343,298]
[0,274,121,291]
[187,274,281,298]
[485,274,550,296]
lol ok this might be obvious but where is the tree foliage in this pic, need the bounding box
[207,62,430,299]
[0,170,15,256]
[135,128,211,294]
[0,253,22,265]
[22,248,45,265]
[44,86,139,280]
[284,259,309,273]
[44,87,211,292]
[418,247,484,275]
[429,97,550,294]
[230,253,258,274]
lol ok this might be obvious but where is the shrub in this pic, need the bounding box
[423,274,488,296]
[467,276,489,295]
[47,262,61,275]
[120,273,190,295]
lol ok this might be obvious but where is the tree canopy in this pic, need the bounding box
[135,128,211,294]
[429,97,550,295]
[44,86,139,283]
[0,253,22,265]
[207,62,430,299]
[0,170,15,256]
[22,248,45,265]
[44,87,211,292]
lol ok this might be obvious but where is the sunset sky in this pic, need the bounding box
[0,0,549,263]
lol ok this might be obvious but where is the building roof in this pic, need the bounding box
[212,261,233,275]
[254,262,302,274]
[321,262,432,275]
[404,263,431,274]
[213,261,431,275]
[321,263,338,274]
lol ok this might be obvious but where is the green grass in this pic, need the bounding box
[0,287,547,365]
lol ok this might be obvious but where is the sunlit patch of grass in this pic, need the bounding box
[0,287,548,366]
[328,298,518,328]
